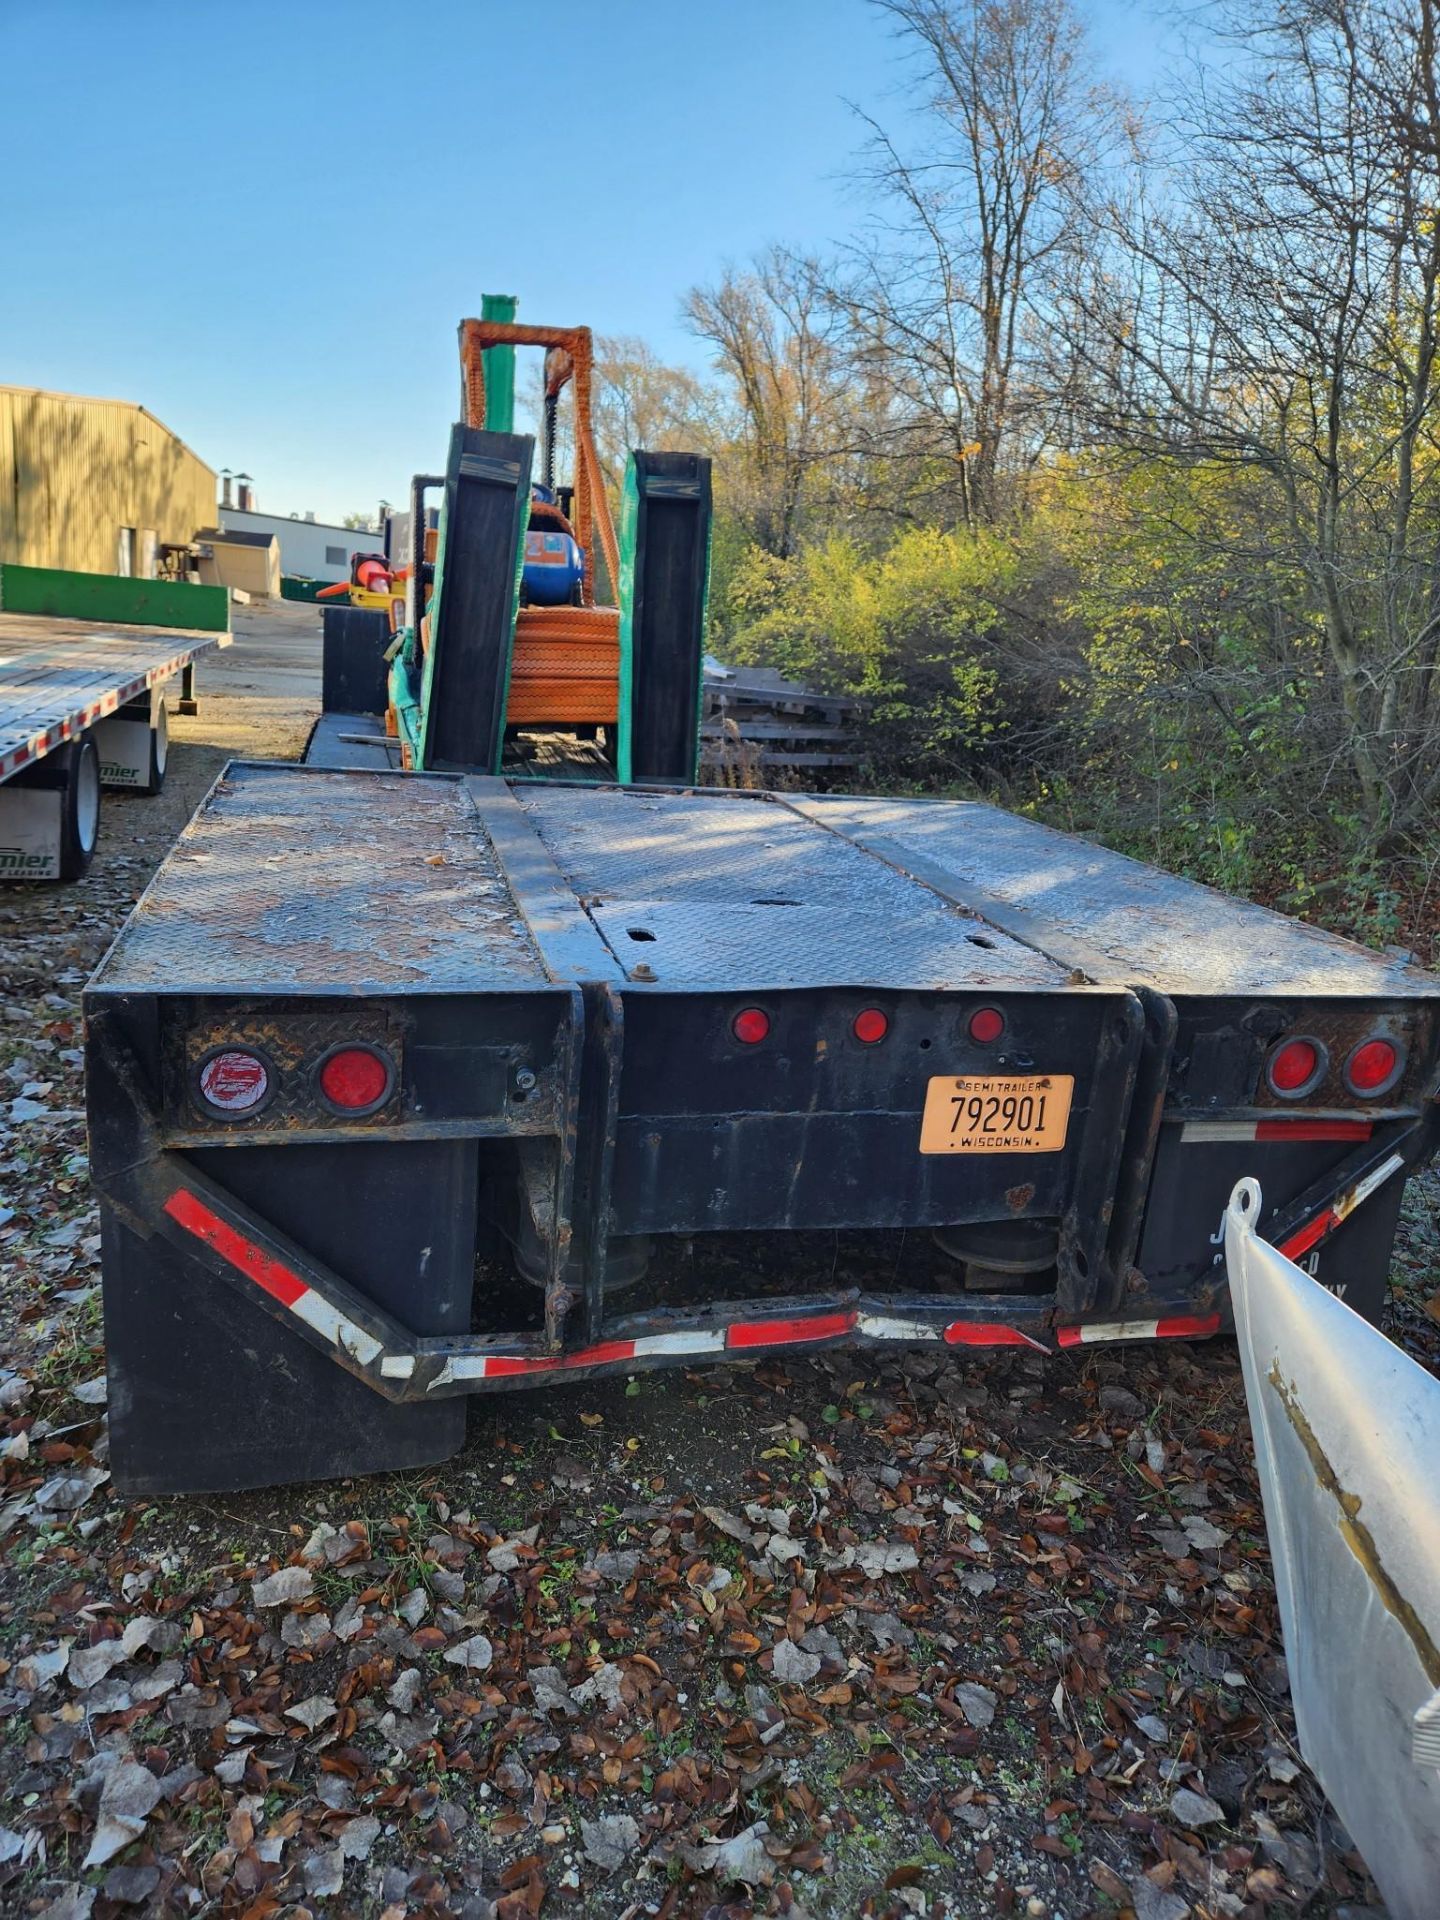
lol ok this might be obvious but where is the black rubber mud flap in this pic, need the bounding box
[321,605,391,718]
[102,1138,478,1495]
[1306,1171,1406,1326]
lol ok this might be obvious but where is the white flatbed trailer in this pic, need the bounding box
[0,611,230,881]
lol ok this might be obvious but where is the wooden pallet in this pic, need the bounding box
[701,664,865,779]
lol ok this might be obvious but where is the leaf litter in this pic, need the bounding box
[0,760,1433,1916]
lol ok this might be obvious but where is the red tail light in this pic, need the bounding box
[317,1045,393,1113]
[731,1008,770,1046]
[968,1006,1005,1045]
[853,1008,889,1044]
[1267,1037,1324,1097]
[1345,1037,1401,1097]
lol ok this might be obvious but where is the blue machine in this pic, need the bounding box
[522,485,585,605]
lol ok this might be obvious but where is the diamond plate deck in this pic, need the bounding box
[798,796,1440,999]
[92,764,547,995]
[518,787,1071,990]
[0,613,226,780]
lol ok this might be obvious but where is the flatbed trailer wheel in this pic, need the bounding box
[3,735,102,882]
[137,695,168,796]
[59,736,101,879]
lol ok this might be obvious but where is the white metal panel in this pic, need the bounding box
[1224,1179,1440,1920]
[217,508,380,581]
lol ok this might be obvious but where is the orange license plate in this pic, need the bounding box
[919,1074,1074,1155]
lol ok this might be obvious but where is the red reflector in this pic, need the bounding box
[319,1046,391,1111]
[485,1340,637,1377]
[732,1008,770,1045]
[1255,1119,1372,1142]
[968,1006,1005,1045]
[853,1008,888,1045]
[729,1310,856,1348]
[1269,1038,1320,1093]
[1346,1038,1399,1094]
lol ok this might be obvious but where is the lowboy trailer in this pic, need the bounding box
[86,761,1440,1494]
[0,605,228,881]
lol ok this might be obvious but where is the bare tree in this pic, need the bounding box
[686,250,857,556]
[590,337,725,496]
[835,0,1117,524]
[1068,0,1440,845]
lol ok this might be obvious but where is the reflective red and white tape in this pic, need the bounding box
[1056,1312,1220,1347]
[161,1190,1049,1386]
[1180,1119,1372,1144]
[165,1148,1405,1389]
[164,1189,382,1367]
[1278,1150,1406,1262]
[426,1309,1049,1389]
[0,645,202,780]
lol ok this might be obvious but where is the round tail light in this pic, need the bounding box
[1345,1037,1401,1097]
[968,1006,1005,1045]
[853,1008,889,1045]
[317,1044,394,1114]
[1267,1037,1325,1097]
[196,1046,272,1117]
[732,1008,770,1046]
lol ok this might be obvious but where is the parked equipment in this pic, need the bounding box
[317,303,712,785]
[315,552,406,616]
[0,584,228,881]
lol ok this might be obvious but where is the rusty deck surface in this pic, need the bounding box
[93,765,1440,1004]
[0,612,228,781]
[90,764,547,995]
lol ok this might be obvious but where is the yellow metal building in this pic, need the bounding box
[0,385,216,576]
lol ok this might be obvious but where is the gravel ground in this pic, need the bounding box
[0,603,1428,1920]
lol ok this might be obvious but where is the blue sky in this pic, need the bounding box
[0,0,1177,526]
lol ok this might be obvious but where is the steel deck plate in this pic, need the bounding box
[800,796,1440,998]
[92,763,547,995]
[518,787,1071,990]
[0,613,227,781]
[305,710,399,772]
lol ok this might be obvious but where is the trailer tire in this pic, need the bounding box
[58,736,102,880]
[136,697,168,796]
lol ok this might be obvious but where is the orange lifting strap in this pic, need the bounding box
[507,606,620,725]
[457,318,621,605]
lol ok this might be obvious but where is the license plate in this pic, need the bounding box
[919,1074,1074,1155]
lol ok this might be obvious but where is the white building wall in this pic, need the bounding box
[217,508,384,582]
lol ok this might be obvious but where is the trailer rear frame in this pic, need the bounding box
[84,760,1440,1493]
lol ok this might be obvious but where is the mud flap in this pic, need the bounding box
[1300,1168,1406,1323]
[102,1138,477,1495]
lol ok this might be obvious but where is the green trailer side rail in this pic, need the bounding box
[0,564,228,633]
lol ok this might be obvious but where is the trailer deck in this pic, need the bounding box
[0,610,227,781]
[0,608,230,882]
